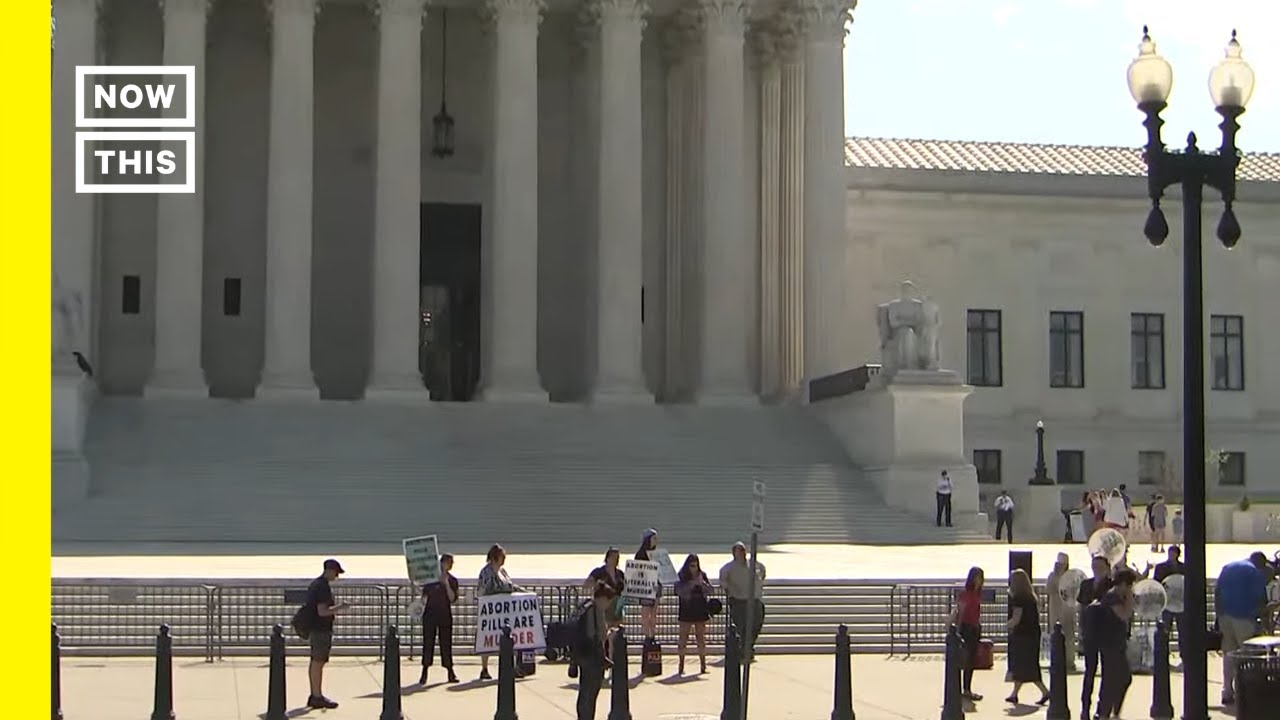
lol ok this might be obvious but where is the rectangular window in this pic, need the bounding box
[1056,450,1085,485]
[121,275,141,315]
[973,450,1002,485]
[1138,451,1166,486]
[1131,313,1166,389]
[1210,315,1245,391]
[223,278,242,317]
[1049,311,1084,388]
[966,310,1003,386]
[1218,452,1246,486]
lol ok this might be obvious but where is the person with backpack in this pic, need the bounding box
[572,596,608,720]
[300,559,349,710]
[583,547,625,665]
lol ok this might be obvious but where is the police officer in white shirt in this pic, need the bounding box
[994,491,1016,543]
[935,470,953,527]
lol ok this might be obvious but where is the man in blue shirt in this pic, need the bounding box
[1215,552,1270,705]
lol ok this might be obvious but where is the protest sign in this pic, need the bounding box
[402,534,441,587]
[651,548,678,585]
[624,559,660,600]
[474,592,547,655]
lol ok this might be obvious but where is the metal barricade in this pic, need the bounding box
[51,580,216,661]
[212,583,389,659]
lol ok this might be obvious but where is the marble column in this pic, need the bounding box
[660,21,685,401]
[777,12,805,395]
[368,0,427,399]
[52,0,100,471]
[588,0,650,403]
[147,0,212,396]
[260,0,319,398]
[800,0,854,382]
[480,0,545,401]
[696,0,752,403]
[755,28,781,400]
[52,0,100,378]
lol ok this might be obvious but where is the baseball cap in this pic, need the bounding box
[323,558,345,574]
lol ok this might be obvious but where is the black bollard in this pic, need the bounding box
[380,625,404,720]
[151,624,175,720]
[52,623,63,720]
[720,625,743,720]
[831,624,855,720]
[264,624,287,720]
[494,627,519,720]
[607,627,632,720]
[939,625,963,720]
[1046,622,1070,720]
[1149,621,1174,720]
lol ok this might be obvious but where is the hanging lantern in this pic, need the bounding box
[431,9,455,159]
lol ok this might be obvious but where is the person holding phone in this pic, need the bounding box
[306,559,350,710]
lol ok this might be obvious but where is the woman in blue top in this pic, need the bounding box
[635,529,662,640]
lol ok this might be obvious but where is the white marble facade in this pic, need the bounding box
[52,0,857,403]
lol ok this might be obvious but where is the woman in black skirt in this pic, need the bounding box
[1005,569,1049,705]
[675,554,714,674]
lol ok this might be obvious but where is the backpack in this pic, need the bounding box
[568,601,601,663]
[291,604,313,640]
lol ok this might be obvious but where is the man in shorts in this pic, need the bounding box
[306,559,350,709]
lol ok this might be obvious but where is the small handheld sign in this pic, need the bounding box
[402,534,442,587]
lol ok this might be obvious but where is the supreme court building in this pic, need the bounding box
[52,0,855,404]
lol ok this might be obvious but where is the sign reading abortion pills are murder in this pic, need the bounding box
[624,559,660,600]
[402,534,441,587]
[474,593,546,655]
[74,66,197,194]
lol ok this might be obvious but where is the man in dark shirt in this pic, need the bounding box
[1151,546,1186,661]
[305,559,349,710]
[418,554,460,685]
[1077,555,1113,719]
[1093,569,1137,719]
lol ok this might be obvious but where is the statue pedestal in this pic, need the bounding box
[1007,484,1066,543]
[810,369,983,530]
[52,372,95,507]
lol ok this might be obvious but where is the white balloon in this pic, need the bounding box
[1162,575,1185,614]
[1087,528,1127,567]
[1134,578,1168,620]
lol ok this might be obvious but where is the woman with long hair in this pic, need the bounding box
[477,544,525,680]
[950,566,986,701]
[634,529,662,640]
[675,554,714,674]
[1005,569,1049,705]
[584,547,626,662]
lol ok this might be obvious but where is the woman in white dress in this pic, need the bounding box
[1102,489,1130,535]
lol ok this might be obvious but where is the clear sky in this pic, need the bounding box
[843,0,1280,152]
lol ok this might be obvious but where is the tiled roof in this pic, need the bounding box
[844,137,1280,183]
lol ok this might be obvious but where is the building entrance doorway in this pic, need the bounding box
[419,203,481,401]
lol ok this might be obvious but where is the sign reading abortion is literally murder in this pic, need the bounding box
[624,559,660,600]
[474,592,547,655]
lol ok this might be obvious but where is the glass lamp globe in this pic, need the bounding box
[1208,30,1255,109]
[1126,27,1174,105]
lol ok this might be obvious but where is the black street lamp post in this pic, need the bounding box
[1030,419,1051,485]
[1126,27,1255,720]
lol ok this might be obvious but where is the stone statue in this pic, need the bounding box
[919,294,941,371]
[52,272,83,367]
[876,280,942,376]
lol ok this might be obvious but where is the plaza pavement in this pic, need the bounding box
[62,653,1234,720]
[52,541,1278,581]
